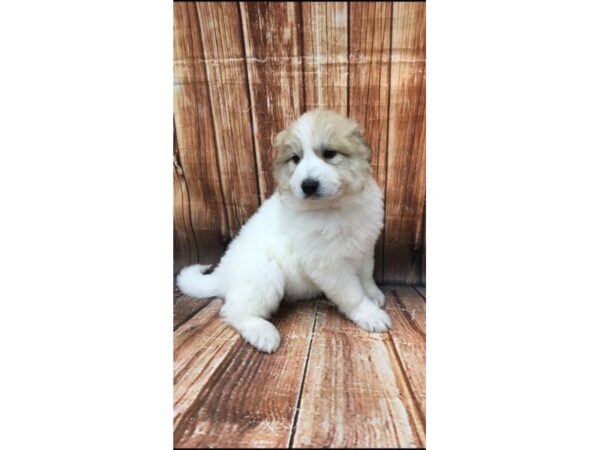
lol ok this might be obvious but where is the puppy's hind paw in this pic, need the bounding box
[348,299,392,333]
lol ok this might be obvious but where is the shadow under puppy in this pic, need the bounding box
[177,109,390,352]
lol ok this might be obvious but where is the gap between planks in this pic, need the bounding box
[287,299,320,448]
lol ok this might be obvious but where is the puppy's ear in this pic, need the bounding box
[274,130,288,155]
[349,125,373,163]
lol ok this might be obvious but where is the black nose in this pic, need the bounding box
[301,179,319,196]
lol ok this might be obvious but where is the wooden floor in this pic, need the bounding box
[174,286,426,448]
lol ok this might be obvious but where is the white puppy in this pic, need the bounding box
[177,109,390,353]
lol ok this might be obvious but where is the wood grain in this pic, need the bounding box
[291,294,424,448]
[174,300,239,440]
[174,3,229,271]
[173,293,211,331]
[195,2,261,234]
[173,124,197,271]
[174,300,319,448]
[384,2,426,284]
[386,287,426,421]
[240,2,305,201]
[348,1,393,282]
[173,288,425,448]
[173,1,426,285]
[302,2,348,115]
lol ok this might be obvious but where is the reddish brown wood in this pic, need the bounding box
[194,2,261,234]
[173,125,197,272]
[302,2,348,115]
[291,292,424,448]
[173,3,229,268]
[174,1,426,292]
[240,2,305,201]
[173,4,428,445]
[173,288,425,448]
[174,300,319,448]
[386,286,426,421]
[174,300,239,440]
[348,2,393,283]
[383,2,426,284]
[173,294,211,330]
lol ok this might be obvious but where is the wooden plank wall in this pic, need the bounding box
[174,2,426,285]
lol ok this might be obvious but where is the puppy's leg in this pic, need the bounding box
[359,249,385,307]
[220,261,285,353]
[309,266,391,332]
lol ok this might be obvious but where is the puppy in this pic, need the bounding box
[177,109,390,352]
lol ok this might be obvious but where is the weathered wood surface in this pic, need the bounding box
[348,2,393,282]
[173,292,211,331]
[173,2,426,284]
[195,2,261,234]
[174,299,319,448]
[173,287,426,448]
[301,2,349,115]
[240,2,305,201]
[383,2,426,285]
[174,3,229,271]
[173,126,197,269]
[291,288,425,448]
[387,287,426,423]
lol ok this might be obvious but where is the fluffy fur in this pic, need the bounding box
[177,109,390,353]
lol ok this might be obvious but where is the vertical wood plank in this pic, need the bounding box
[348,2,393,283]
[174,3,229,267]
[174,301,319,448]
[302,2,348,115]
[240,2,305,201]
[291,297,423,448]
[174,2,426,283]
[173,124,196,272]
[196,2,261,233]
[384,2,426,284]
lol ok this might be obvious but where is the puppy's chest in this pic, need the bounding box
[289,210,379,257]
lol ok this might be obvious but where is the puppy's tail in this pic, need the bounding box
[176,264,222,298]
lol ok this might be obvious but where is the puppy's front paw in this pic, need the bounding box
[238,318,281,353]
[366,286,386,307]
[348,299,391,333]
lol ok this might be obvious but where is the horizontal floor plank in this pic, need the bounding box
[386,287,426,439]
[173,294,212,331]
[174,299,239,435]
[291,293,423,448]
[174,300,319,448]
[173,287,426,448]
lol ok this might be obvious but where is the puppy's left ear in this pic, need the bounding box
[350,125,372,163]
[274,130,288,155]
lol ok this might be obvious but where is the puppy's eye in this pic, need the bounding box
[290,154,300,164]
[323,148,337,159]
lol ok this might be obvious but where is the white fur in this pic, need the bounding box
[177,111,389,353]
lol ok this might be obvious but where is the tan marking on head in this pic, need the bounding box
[272,109,373,197]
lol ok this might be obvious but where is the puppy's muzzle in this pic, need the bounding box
[301,178,320,197]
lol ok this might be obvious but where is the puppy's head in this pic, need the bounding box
[273,109,372,204]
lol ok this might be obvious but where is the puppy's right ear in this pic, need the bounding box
[273,129,291,186]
